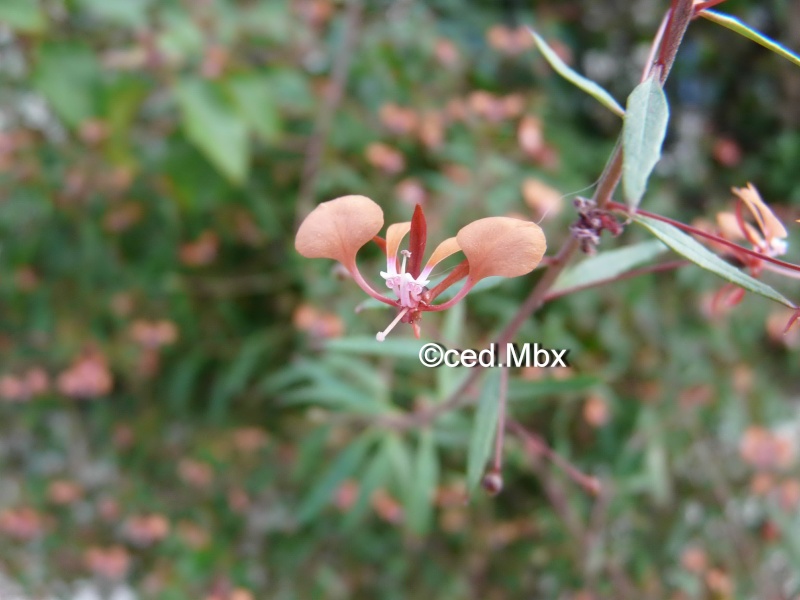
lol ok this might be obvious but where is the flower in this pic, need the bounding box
[706,183,792,318]
[295,195,546,340]
[716,183,788,261]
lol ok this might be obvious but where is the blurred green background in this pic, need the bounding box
[1,0,800,598]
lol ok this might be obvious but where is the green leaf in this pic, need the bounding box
[622,74,669,210]
[466,369,502,493]
[322,354,386,400]
[280,382,390,415]
[528,27,625,118]
[33,43,100,127]
[441,294,465,347]
[208,335,272,419]
[405,429,439,536]
[0,0,46,32]
[552,240,667,293]
[384,434,412,493]
[166,353,206,414]
[342,441,392,531]
[701,10,800,69]
[103,76,150,164]
[640,408,671,505]
[508,375,600,402]
[324,336,423,360]
[75,0,149,26]
[634,214,795,308]
[437,300,465,401]
[175,78,250,185]
[225,74,283,143]
[259,362,316,395]
[296,434,375,525]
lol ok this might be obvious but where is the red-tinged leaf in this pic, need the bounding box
[408,204,427,278]
[693,0,728,14]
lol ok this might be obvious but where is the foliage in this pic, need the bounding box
[1,0,800,598]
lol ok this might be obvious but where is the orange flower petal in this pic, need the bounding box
[732,183,787,240]
[716,211,760,243]
[456,217,546,282]
[421,237,461,275]
[385,222,411,262]
[295,195,384,269]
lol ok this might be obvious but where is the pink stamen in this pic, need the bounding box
[376,308,409,341]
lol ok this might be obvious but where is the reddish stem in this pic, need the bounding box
[653,0,695,83]
[507,420,600,496]
[609,201,800,275]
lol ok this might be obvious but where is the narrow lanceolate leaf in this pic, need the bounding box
[342,441,391,531]
[622,75,670,211]
[324,336,423,360]
[552,240,667,293]
[406,429,439,536]
[634,214,795,308]
[701,11,800,69]
[528,27,625,118]
[466,369,502,493]
[295,434,374,525]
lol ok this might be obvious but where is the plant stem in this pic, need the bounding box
[382,0,696,431]
[610,201,800,275]
[655,0,695,83]
[507,419,600,495]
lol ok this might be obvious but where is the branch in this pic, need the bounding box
[609,201,800,274]
[377,0,695,431]
[507,419,601,496]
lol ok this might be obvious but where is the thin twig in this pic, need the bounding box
[654,0,695,83]
[378,0,696,432]
[506,419,586,542]
[507,419,600,496]
[610,200,800,276]
[642,9,672,82]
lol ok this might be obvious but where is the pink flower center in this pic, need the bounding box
[377,250,430,340]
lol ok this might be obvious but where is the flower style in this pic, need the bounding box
[295,195,546,340]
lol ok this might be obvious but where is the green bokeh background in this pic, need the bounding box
[1,0,799,598]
